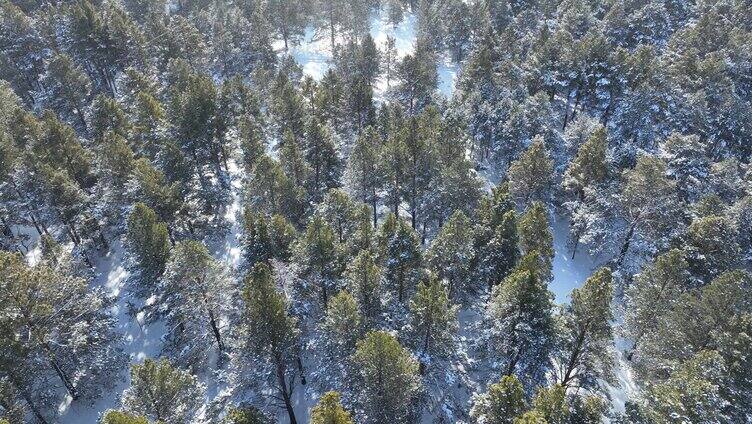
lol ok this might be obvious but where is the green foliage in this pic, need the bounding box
[507,136,554,204]
[224,406,271,424]
[100,410,149,424]
[310,391,354,424]
[322,291,363,355]
[487,267,554,384]
[122,358,204,423]
[409,275,458,357]
[470,375,527,424]
[556,267,614,392]
[517,202,554,282]
[379,214,423,302]
[354,331,422,423]
[127,203,171,289]
[427,210,474,299]
[345,250,382,325]
[531,385,569,424]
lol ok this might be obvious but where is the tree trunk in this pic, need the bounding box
[208,309,224,353]
[275,355,297,424]
[615,221,637,268]
[44,343,78,400]
[7,373,48,424]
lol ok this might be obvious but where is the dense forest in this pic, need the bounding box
[1,0,751,422]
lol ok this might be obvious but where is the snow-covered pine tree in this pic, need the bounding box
[353,331,422,423]
[160,240,235,366]
[240,263,300,424]
[121,358,205,424]
[310,391,354,424]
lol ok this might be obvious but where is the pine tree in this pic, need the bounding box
[353,331,422,423]
[426,210,474,299]
[562,126,610,257]
[408,275,458,358]
[0,251,124,407]
[295,214,342,306]
[474,183,519,291]
[345,127,382,227]
[160,240,234,365]
[683,215,740,282]
[317,189,360,244]
[394,43,438,115]
[310,391,354,424]
[224,406,272,424]
[512,411,547,424]
[640,351,726,423]
[40,54,91,131]
[121,358,204,424]
[380,214,423,303]
[617,154,681,267]
[245,154,306,226]
[126,202,171,294]
[90,95,130,141]
[100,411,149,424]
[322,291,363,356]
[555,268,614,392]
[128,158,183,230]
[485,267,555,385]
[517,202,554,282]
[530,385,569,424]
[241,263,300,424]
[507,136,554,205]
[624,249,690,353]
[242,209,274,268]
[470,375,527,424]
[345,250,382,326]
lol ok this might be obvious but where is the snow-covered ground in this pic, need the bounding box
[281,10,457,99]
[550,217,599,303]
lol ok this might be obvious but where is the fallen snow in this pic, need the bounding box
[279,9,457,100]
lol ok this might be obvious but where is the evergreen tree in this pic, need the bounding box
[485,266,555,385]
[126,202,171,294]
[683,215,740,282]
[474,183,519,291]
[617,154,681,266]
[241,263,300,424]
[121,358,204,424]
[640,351,726,423]
[40,54,91,131]
[470,375,527,424]
[310,391,354,424]
[100,411,149,424]
[562,126,611,258]
[345,250,382,326]
[408,275,458,358]
[224,406,272,424]
[506,136,554,205]
[380,214,423,303]
[426,210,474,299]
[530,385,569,424]
[0,251,124,407]
[345,127,382,226]
[555,268,614,392]
[624,249,690,355]
[295,214,342,306]
[517,202,554,282]
[160,240,234,365]
[322,291,363,356]
[394,43,438,115]
[353,331,422,423]
[242,209,274,268]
